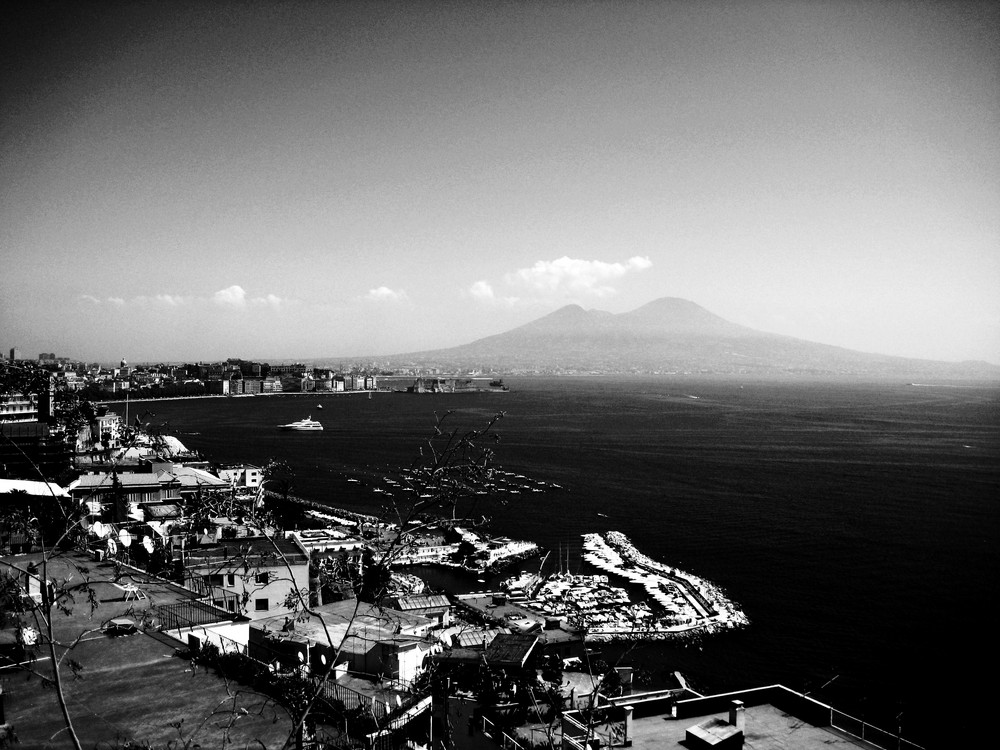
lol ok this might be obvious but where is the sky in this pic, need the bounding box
[2,0,998,365]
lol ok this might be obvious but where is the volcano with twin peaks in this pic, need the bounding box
[382,297,998,379]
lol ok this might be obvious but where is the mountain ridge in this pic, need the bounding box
[355,297,1000,379]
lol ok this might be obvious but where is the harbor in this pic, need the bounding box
[497,532,749,643]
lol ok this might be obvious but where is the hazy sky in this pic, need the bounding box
[3,0,998,364]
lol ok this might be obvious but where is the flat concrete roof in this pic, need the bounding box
[626,703,875,749]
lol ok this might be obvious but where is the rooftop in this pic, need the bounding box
[483,632,538,668]
[253,599,433,650]
[71,470,177,489]
[168,464,231,489]
[182,535,309,567]
[0,477,69,497]
[627,701,876,749]
[392,593,451,610]
[1,549,292,748]
[452,626,508,649]
[456,592,582,644]
[574,685,919,750]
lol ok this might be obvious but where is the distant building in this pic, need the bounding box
[215,464,263,493]
[73,408,123,455]
[0,422,72,480]
[0,393,38,423]
[205,378,231,395]
[69,470,182,523]
[166,464,233,500]
[288,528,365,560]
[387,593,453,629]
[269,363,307,376]
[241,377,262,394]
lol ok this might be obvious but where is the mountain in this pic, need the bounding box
[378,297,1000,379]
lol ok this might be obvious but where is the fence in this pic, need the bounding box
[481,714,528,750]
[560,708,626,750]
[831,709,925,750]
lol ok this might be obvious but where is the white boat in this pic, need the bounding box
[278,416,323,431]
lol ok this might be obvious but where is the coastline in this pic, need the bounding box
[104,390,379,405]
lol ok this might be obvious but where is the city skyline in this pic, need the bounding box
[3,1,998,365]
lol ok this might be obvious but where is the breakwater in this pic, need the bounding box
[580,531,748,640]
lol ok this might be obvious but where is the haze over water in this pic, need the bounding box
[136,377,999,747]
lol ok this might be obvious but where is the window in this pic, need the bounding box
[255,572,269,585]
[206,574,224,587]
[226,574,236,586]
[255,598,268,612]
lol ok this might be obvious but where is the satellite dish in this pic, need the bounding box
[107,538,118,555]
[142,536,154,554]
[119,529,132,547]
[92,521,106,538]
[79,516,91,531]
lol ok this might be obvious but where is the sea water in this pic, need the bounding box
[137,377,1000,747]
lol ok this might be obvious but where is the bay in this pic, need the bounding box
[130,377,1000,747]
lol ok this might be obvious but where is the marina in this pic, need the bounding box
[580,531,748,638]
[500,532,749,642]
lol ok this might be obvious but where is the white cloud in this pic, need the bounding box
[468,280,495,301]
[466,280,521,307]
[250,293,283,309]
[507,255,653,298]
[364,286,408,303]
[213,285,247,308]
[130,294,189,307]
[79,286,283,311]
[79,294,127,307]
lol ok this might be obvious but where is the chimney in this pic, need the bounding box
[729,700,745,732]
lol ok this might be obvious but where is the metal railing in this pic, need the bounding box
[481,714,528,750]
[831,709,925,750]
[560,708,625,750]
